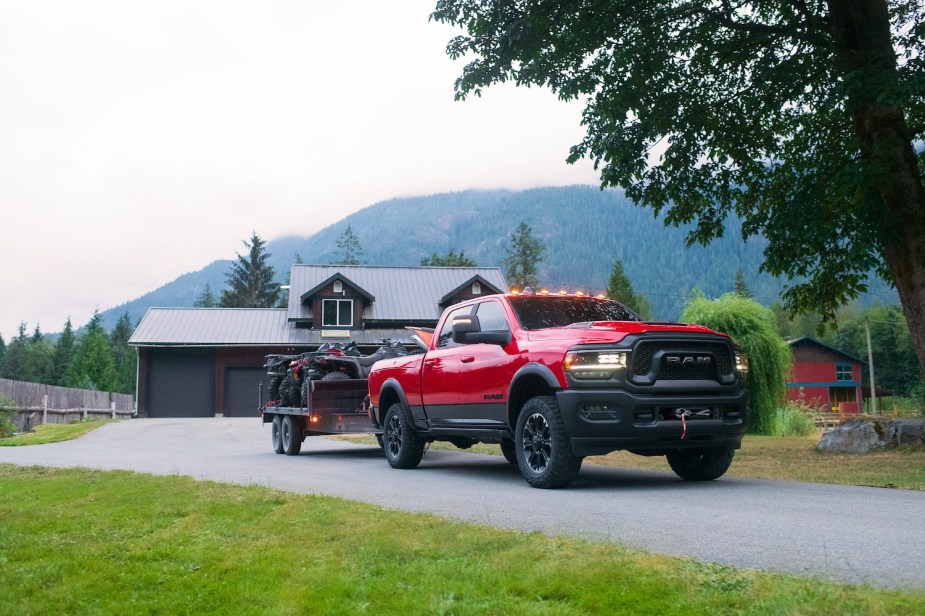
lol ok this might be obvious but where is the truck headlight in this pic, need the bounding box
[564,350,628,379]
[734,351,749,377]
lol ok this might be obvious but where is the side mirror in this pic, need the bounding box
[452,315,511,346]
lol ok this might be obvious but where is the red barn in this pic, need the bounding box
[786,337,866,414]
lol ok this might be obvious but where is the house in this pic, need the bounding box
[786,337,867,414]
[129,265,507,418]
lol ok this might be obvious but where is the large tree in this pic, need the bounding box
[432,1,925,380]
[219,232,280,308]
[64,312,115,391]
[503,221,546,289]
[52,318,77,386]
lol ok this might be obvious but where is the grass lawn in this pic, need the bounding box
[0,419,114,446]
[1,465,923,615]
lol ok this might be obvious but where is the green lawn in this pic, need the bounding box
[1,465,922,615]
[0,419,114,446]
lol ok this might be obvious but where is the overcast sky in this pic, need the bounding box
[0,1,601,341]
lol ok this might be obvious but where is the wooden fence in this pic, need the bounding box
[0,378,135,432]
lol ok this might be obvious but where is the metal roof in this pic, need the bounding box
[129,307,421,347]
[286,265,507,322]
[129,308,293,346]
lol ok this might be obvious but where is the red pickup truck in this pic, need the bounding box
[368,291,750,488]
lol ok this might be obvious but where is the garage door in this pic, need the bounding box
[223,367,265,417]
[147,348,214,418]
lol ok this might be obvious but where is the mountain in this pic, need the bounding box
[100,185,896,328]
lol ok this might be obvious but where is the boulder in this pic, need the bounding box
[816,419,886,453]
[886,419,925,448]
[817,418,925,453]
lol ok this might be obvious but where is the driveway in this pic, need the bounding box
[1,417,923,590]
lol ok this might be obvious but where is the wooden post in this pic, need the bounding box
[42,394,48,424]
[111,401,116,419]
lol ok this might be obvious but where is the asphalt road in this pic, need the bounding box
[2,418,923,590]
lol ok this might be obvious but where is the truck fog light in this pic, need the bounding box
[581,405,618,420]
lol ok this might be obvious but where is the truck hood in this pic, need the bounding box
[525,321,727,345]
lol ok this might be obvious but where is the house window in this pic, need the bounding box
[322,299,353,327]
[835,363,853,382]
[333,280,343,293]
[472,282,481,295]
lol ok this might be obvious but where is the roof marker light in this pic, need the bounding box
[597,293,606,299]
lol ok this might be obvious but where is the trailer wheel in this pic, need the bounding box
[515,396,582,488]
[383,403,424,469]
[281,415,302,456]
[666,447,734,481]
[271,415,285,454]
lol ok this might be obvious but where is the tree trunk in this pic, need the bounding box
[827,0,925,383]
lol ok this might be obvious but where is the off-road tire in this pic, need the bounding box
[666,447,734,481]
[515,396,582,488]
[268,376,282,401]
[271,415,285,454]
[279,377,296,407]
[321,371,350,381]
[499,438,518,464]
[383,403,425,469]
[281,414,302,456]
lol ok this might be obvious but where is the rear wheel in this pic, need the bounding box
[666,447,734,481]
[515,396,582,489]
[383,403,425,469]
[281,415,302,456]
[271,415,284,454]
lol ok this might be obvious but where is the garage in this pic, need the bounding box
[146,347,215,418]
[223,367,265,417]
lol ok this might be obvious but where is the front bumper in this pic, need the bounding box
[556,387,750,457]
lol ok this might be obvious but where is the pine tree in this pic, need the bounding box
[65,312,116,391]
[219,232,280,308]
[0,334,6,376]
[109,312,136,392]
[2,323,30,381]
[502,222,545,290]
[333,225,364,265]
[733,268,753,299]
[605,258,653,319]
[420,250,477,267]
[52,318,77,386]
[194,283,217,308]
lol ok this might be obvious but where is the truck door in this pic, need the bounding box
[453,299,516,425]
[420,304,473,420]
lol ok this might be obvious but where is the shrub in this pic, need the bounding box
[770,403,817,437]
[0,394,18,438]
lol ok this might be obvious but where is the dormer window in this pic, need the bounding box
[322,298,353,327]
[472,282,481,295]
[333,280,343,293]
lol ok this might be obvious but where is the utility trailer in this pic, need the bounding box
[260,378,381,456]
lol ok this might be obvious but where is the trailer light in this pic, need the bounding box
[310,415,319,424]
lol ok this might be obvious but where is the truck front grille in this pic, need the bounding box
[632,340,732,381]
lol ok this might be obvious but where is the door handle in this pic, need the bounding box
[461,356,475,363]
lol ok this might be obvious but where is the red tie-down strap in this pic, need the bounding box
[674,408,713,440]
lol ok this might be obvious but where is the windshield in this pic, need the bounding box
[508,296,641,331]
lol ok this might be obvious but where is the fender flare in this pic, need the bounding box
[507,362,562,425]
[510,362,562,392]
[377,377,416,428]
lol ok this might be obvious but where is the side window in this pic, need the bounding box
[475,300,510,332]
[437,305,473,348]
